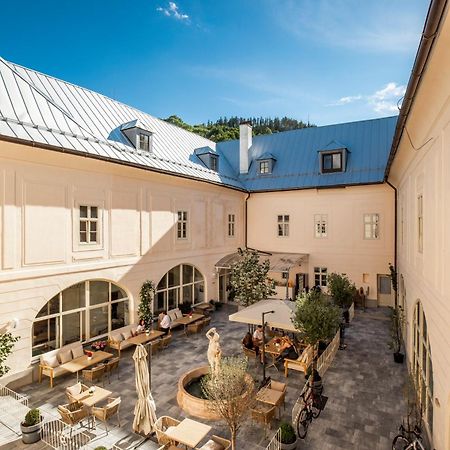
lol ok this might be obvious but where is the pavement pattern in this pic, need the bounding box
[1,304,407,450]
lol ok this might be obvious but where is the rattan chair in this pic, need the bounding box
[269,380,287,415]
[160,334,172,350]
[58,401,92,431]
[105,357,120,383]
[65,382,89,403]
[154,416,181,445]
[82,364,105,385]
[251,403,276,438]
[187,321,203,335]
[91,397,121,433]
[243,346,259,367]
[150,339,162,354]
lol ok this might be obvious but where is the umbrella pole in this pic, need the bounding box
[145,342,152,391]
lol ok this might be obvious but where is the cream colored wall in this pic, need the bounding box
[0,140,245,377]
[389,8,450,449]
[247,185,395,302]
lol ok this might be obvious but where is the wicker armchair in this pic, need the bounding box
[58,401,91,429]
[160,334,172,350]
[154,416,181,445]
[269,380,287,415]
[187,321,203,335]
[82,364,105,385]
[251,403,276,438]
[91,397,121,432]
[150,339,162,354]
[105,357,120,383]
[242,346,258,367]
[197,435,231,450]
[65,382,89,403]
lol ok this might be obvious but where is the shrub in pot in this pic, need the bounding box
[21,408,42,444]
[94,447,108,450]
[388,305,405,364]
[277,422,298,450]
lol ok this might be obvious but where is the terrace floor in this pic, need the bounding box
[1,304,407,450]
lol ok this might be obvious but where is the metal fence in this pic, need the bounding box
[0,384,30,444]
[41,418,92,449]
[265,427,281,450]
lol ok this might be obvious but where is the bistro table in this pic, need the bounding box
[127,330,165,346]
[264,336,292,371]
[61,350,113,382]
[165,417,212,449]
[193,303,213,314]
[256,387,285,419]
[172,314,204,336]
[73,386,112,408]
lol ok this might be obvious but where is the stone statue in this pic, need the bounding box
[206,327,222,377]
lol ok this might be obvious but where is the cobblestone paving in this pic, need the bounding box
[2,305,407,450]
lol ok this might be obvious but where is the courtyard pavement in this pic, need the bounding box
[1,304,407,450]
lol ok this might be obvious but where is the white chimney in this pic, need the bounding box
[239,123,252,174]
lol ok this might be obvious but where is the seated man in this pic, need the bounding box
[242,332,259,355]
[252,325,264,347]
[159,311,171,335]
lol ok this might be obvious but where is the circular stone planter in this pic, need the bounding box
[177,366,253,421]
[278,439,298,450]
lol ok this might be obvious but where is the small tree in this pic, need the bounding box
[201,356,255,450]
[0,332,19,377]
[291,290,341,371]
[138,280,155,328]
[230,248,275,307]
[327,273,357,309]
[388,305,405,355]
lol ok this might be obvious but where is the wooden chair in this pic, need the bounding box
[242,346,258,367]
[57,402,92,430]
[201,317,211,328]
[187,321,203,335]
[105,357,120,383]
[284,344,315,378]
[91,397,121,432]
[269,380,287,415]
[160,334,172,350]
[251,403,276,438]
[65,382,89,403]
[196,435,231,450]
[154,416,180,445]
[82,364,105,385]
[150,339,162,354]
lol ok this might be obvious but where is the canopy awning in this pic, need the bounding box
[215,251,308,273]
[228,299,297,332]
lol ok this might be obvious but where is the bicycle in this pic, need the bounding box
[295,379,326,439]
[392,424,426,450]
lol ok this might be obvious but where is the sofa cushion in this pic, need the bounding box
[199,440,225,450]
[174,310,183,319]
[167,311,177,321]
[43,354,60,368]
[121,330,132,340]
[130,326,138,336]
[110,332,124,343]
[66,382,82,396]
[58,350,73,364]
[72,345,84,359]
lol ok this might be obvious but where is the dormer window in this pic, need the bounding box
[194,146,219,172]
[321,151,343,173]
[256,153,276,175]
[138,133,150,152]
[210,155,219,172]
[259,161,270,174]
[318,140,348,174]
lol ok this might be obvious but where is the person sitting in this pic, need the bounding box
[252,325,264,347]
[242,332,259,355]
[159,311,171,335]
[136,319,146,334]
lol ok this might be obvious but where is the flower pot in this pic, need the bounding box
[21,420,42,444]
[278,438,298,450]
[393,352,404,364]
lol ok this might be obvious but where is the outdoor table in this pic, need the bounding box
[264,336,292,370]
[61,350,113,382]
[193,303,213,314]
[256,387,285,418]
[165,417,212,448]
[173,313,204,335]
[73,386,112,408]
[127,330,165,346]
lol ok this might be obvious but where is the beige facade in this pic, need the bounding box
[0,139,245,379]
[247,185,395,303]
[388,4,450,448]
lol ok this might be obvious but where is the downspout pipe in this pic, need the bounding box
[387,180,398,308]
[244,192,250,249]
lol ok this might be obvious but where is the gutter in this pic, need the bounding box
[384,0,448,178]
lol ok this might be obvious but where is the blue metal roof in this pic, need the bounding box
[217,116,398,191]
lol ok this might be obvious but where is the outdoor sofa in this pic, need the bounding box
[108,323,139,357]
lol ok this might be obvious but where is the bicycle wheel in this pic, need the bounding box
[312,395,322,419]
[392,434,410,450]
[296,406,310,439]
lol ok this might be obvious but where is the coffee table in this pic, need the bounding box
[61,350,113,381]
[127,330,165,346]
[165,418,211,448]
[73,386,112,408]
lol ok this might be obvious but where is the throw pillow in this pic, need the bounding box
[121,330,132,340]
[66,382,82,396]
[199,440,225,450]
[72,345,84,359]
[43,354,59,368]
[58,350,73,364]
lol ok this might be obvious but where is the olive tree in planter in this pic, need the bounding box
[138,280,156,329]
[277,422,298,450]
[292,290,341,380]
[327,273,356,323]
[230,248,276,308]
[21,408,42,444]
[0,331,19,378]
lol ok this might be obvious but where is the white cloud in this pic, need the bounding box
[157,2,189,22]
[329,82,406,114]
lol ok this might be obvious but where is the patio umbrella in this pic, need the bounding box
[132,344,157,435]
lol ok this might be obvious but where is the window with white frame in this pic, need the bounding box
[413,301,433,434]
[314,267,327,287]
[79,205,99,244]
[277,215,289,237]
[177,211,188,239]
[314,214,328,238]
[32,280,129,357]
[138,133,150,152]
[364,213,380,239]
[259,161,270,174]
[418,194,423,253]
[228,214,235,237]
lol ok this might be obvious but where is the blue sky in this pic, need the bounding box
[0,0,430,126]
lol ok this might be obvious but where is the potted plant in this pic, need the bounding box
[138,280,155,329]
[327,273,356,325]
[21,408,42,444]
[277,422,298,450]
[93,447,108,450]
[91,340,107,351]
[388,305,405,363]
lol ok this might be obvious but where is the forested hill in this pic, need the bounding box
[163,115,315,143]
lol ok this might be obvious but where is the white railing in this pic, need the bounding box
[316,328,340,377]
[265,427,281,450]
[0,384,30,444]
[0,385,28,406]
[349,302,355,322]
[41,418,91,449]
